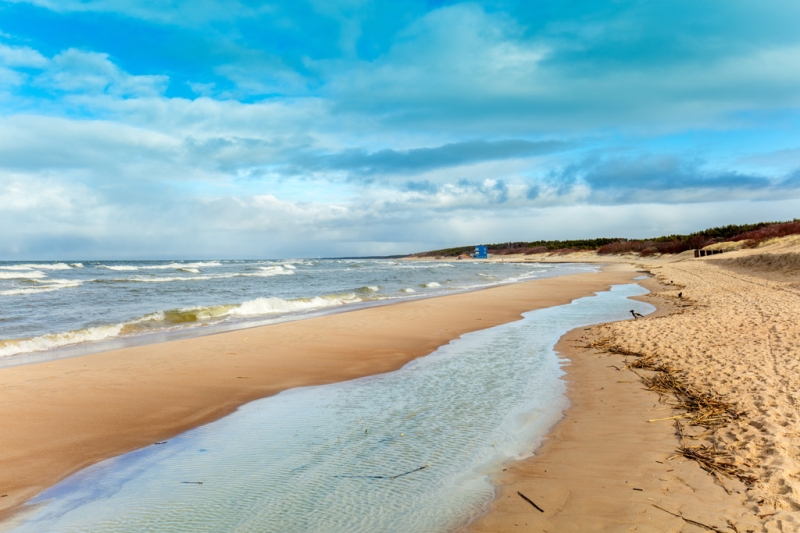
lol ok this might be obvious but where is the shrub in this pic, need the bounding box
[523,246,548,255]
[728,221,800,246]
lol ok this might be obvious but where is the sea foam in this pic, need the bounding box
[0,324,124,358]
[0,263,72,271]
[229,293,361,316]
[0,271,47,280]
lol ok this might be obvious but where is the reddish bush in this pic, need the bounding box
[598,240,654,255]
[523,246,549,255]
[639,246,659,256]
[729,221,800,246]
[549,247,582,255]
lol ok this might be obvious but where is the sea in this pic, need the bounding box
[0,258,598,364]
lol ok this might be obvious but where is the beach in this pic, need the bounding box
[4,242,800,532]
[0,267,637,523]
[467,239,800,532]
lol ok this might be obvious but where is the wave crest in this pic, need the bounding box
[230,293,361,317]
[0,291,364,357]
[0,271,47,280]
[96,261,224,272]
[0,324,124,357]
[0,263,72,271]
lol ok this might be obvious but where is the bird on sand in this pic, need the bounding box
[678,292,683,298]
[630,310,644,319]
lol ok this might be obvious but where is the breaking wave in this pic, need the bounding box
[96,262,224,272]
[392,263,455,270]
[0,323,125,357]
[0,263,73,271]
[0,280,83,296]
[253,266,294,277]
[355,285,380,294]
[107,266,293,283]
[0,292,362,357]
[122,275,213,283]
[0,271,47,280]
[229,293,361,317]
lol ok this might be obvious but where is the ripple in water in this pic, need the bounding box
[9,284,653,533]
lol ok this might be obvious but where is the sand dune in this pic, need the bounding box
[713,251,800,280]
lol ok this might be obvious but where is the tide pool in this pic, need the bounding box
[8,284,653,533]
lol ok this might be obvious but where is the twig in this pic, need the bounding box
[651,504,725,532]
[649,415,689,423]
[335,464,430,479]
[517,491,544,512]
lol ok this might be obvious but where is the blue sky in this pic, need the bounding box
[1,0,799,258]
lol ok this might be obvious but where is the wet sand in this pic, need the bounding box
[0,267,637,521]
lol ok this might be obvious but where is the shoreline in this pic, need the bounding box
[0,266,637,522]
[466,245,800,532]
[0,263,598,370]
[465,275,758,532]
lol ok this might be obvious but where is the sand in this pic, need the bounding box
[467,237,800,532]
[0,268,637,521]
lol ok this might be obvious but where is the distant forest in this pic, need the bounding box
[411,219,800,258]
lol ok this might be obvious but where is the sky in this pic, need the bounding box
[1,0,799,259]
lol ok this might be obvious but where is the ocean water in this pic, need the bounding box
[6,284,654,533]
[0,259,597,364]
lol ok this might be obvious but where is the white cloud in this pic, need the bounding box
[2,0,267,26]
[0,114,181,175]
[326,5,549,110]
[0,42,48,68]
[319,5,800,135]
[35,49,168,97]
[1,9,800,258]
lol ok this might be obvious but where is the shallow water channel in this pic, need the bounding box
[9,284,653,533]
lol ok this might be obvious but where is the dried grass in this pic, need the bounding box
[676,444,757,486]
[587,337,757,487]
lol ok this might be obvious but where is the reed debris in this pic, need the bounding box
[641,369,741,429]
[584,337,643,357]
[587,337,756,486]
[675,445,756,486]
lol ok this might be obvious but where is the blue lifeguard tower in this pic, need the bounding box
[472,245,488,259]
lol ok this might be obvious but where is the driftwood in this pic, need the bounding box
[517,491,544,512]
[335,464,430,480]
[651,504,726,532]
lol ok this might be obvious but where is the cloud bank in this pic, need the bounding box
[1,0,799,258]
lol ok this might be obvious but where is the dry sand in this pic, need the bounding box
[0,268,637,522]
[467,237,800,532]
